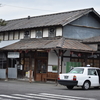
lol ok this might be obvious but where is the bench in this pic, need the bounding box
[46,72,58,82]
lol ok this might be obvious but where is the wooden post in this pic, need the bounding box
[5,57,9,81]
[56,49,60,85]
[29,51,32,83]
[29,70,32,83]
[84,53,87,66]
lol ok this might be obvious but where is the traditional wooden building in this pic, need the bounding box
[0,8,100,82]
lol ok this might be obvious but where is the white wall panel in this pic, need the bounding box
[14,31,19,40]
[20,31,24,39]
[4,32,8,40]
[56,27,62,36]
[48,51,58,65]
[9,32,13,40]
[43,28,48,37]
[31,29,35,38]
[0,33,3,41]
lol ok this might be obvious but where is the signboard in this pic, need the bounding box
[8,52,20,58]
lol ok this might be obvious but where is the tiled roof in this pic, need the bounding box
[0,8,96,32]
[82,36,100,43]
[63,39,94,51]
[2,37,95,52]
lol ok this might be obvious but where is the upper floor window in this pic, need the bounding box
[24,31,30,39]
[48,27,56,37]
[35,29,42,38]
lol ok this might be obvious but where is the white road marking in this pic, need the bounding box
[0,94,26,99]
[0,93,97,100]
[13,94,56,100]
[27,93,75,100]
[40,93,97,100]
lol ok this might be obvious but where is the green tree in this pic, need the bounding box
[0,19,6,26]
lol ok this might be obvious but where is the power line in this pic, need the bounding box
[0,3,57,12]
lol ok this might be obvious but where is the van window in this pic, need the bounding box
[69,68,84,74]
[88,69,97,75]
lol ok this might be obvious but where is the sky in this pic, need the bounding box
[0,0,100,20]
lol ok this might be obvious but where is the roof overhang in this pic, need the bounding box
[1,37,95,52]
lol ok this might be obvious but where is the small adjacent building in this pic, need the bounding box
[0,8,100,82]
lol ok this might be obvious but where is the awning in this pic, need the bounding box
[2,37,96,52]
[0,40,20,48]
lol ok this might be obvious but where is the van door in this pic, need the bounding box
[88,69,99,86]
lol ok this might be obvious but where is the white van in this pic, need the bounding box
[58,67,100,90]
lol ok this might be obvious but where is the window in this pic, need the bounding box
[88,69,97,75]
[24,31,30,39]
[0,53,7,69]
[48,27,56,37]
[35,29,42,38]
[52,65,57,71]
[69,68,84,74]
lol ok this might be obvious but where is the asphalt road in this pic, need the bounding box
[0,80,100,100]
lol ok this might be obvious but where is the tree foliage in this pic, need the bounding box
[0,19,7,26]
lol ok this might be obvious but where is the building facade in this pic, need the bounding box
[0,8,100,82]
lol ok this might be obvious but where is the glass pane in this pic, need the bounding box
[36,30,42,38]
[49,28,55,37]
[36,59,47,73]
[69,68,84,74]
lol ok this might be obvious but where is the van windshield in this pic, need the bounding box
[69,68,84,74]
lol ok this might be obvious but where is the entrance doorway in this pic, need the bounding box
[36,59,47,73]
[35,58,48,81]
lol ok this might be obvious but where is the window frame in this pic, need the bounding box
[48,27,56,37]
[35,29,43,38]
[24,30,30,39]
[88,69,97,76]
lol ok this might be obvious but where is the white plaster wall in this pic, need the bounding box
[20,31,24,39]
[4,32,8,40]
[14,31,19,40]
[31,29,35,38]
[9,32,13,40]
[48,51,58,65]
[48,50,70,73]
[56,27,62,36]
[48,51,58,72]
[0,33,3,40]
[43,28,48,37]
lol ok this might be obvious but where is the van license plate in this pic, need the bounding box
[64,76,68,79]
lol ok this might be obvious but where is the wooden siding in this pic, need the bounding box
[63,13,100,39]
